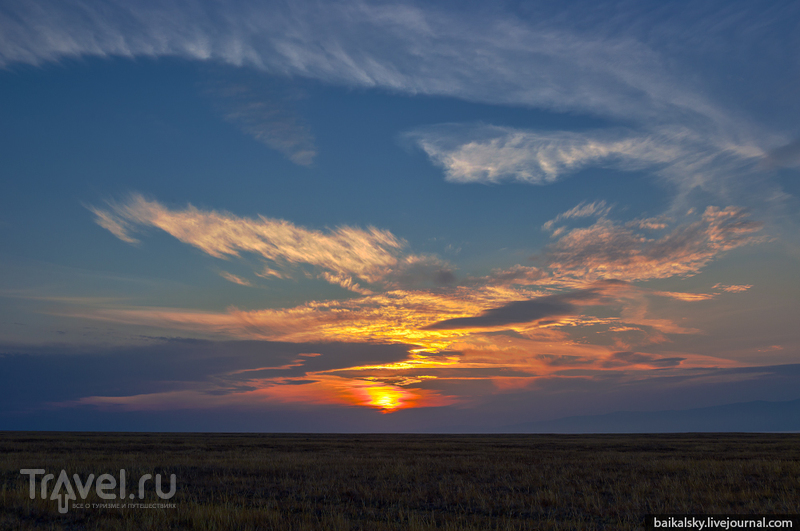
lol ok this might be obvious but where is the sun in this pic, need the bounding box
[363,386,404,413]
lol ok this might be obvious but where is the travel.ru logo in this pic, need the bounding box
[20,469,176,513]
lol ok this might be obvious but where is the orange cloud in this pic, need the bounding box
[72,200,768,414]
[91,194,407,286]
[542,200,612,232]
[91,194,458,293]
[546,206,764,282]
[65,276,716,358]
[88,206,139,244]
[69,286,528,349]
[71,373,455,414]
[651,291,716,301]
[625,216,671,230]
[712,283,752,293]
[57,283,748,415]
[219,271,252,286]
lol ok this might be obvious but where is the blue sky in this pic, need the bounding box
[1,0,799,431]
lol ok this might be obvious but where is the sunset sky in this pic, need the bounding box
[2,0,799,432]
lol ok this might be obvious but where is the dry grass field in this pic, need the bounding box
[0,432,798,530]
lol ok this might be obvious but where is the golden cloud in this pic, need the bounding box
[545,206,764,282]
[91,194,406,285]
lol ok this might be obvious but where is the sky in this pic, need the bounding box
[1,0,799,432]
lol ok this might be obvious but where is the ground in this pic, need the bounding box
[1,432,798,530]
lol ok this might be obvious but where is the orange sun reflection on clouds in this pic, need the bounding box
[60,278,752,414]
[61,199,766,413]
[238,374,457,413]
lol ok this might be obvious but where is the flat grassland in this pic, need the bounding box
[0,432,798,530]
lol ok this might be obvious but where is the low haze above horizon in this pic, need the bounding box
[2,0,799,432]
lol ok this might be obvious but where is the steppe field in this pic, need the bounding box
[0,432,798,530]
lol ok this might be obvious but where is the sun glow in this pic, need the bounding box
[330,379,454,413]
[365,386,403,412]
[345,383,408,413]
[60,276,749,414]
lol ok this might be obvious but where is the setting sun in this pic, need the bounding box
[366,387,403,412]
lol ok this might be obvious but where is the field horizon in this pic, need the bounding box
[2,431,798,530]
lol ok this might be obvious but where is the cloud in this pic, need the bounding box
[625,216,672,231]
[424,286,612,330]
[2,0,787,201]
[601,351,684,368]
[87,205,139,244]
[0,339,435,414]
[424,297,571,330]
[382,255,456,289]
[90,194,409,288]
[319,271,372,295]
[67,375,454,414]
[542,200,612,232]
[58,279,648,352]
[80,193,766,360]
[482,265,545,286]
[64,287,514,347]
[407,125,682,185]
[712,283,752,293]
[66,208,750,350]
[219,271,251,286]
[0,328,745,424]
[0,0,775,130]
[209,79,316,165]
[406,123,771,199]
[545,206,765,282]
[650,291,716,302]
[256,266,288,279]
[34,272,772,421]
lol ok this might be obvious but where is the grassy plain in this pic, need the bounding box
[0,432,798,530]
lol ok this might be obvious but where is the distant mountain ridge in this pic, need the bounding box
[503,398,800,433]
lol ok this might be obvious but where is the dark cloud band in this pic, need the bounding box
[424,288,604,330]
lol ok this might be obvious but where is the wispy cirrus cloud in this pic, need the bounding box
[3,0,791,201]
[407,125,682,185]
[208,79,316,165]
[62,276,714,354]
[650,291,716,302]
[712,283,752,293]
[1,0,788,133]
[219,271,251,286]
[0,1,708,120]
[83,196,763,349]
[65,287,518,347]
[89,193,436,290]
[88,205,140,244]
[406,123,767,197]
[542,200,611,232]
[544,205,765,282]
